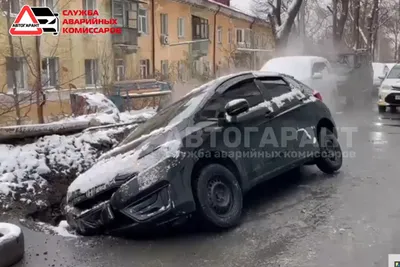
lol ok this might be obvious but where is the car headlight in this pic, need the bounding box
[380,85,392,91]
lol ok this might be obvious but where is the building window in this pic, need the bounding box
[139,59,150,78]
[138,8,148,34]
[6,57,27,91]
[1,0,20,15]
[160,13,168,35]
[161,60,168,78]
[192,16,208,39]
[114,59,125,81]
[42,57,59,88]
[82,0,96,18]
[217,26,222,44]
[236,29,244,44]
[228,29,232,44]
[84,59,98,86]
[177,17,184,38]
[40,0,56,11]
[113,0,137,28]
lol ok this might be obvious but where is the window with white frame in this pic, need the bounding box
[228,29,232,44]
[217,26,222,44]
[177,17,184,38]
[42,57,59,88]
[138,8,148,34]
[115,59,125,81]
[84,59,99,86]
[1,0,20,15]
[82,0,96,18]
[160,13,168,35]
[6,57,27,91]
[236,29,244,44]
[140,59,150,78]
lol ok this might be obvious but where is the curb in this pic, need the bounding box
[0,223,24,267]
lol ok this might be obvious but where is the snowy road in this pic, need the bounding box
[4,98,400,267]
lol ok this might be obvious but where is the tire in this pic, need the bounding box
[0,223,24,267]
[378,106,386,113]
[193,164,243,229]
[316,128,343,174]
[390,106,397,113]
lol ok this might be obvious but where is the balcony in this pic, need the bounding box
[112,27,139,48]
[190,40,209,59]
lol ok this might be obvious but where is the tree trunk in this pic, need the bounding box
[34,0,45,123]
[275,0,304,49]
[366,0,379,52]
[5,0,22,125]
[353,0,360,49]
[333,0,350,46]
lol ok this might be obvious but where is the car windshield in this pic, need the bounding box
[119,86,210,145]
[386,65,400,79]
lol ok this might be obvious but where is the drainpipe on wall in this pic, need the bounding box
[151,0,156,76]
[213,6,221,77]
[249,17,256,70]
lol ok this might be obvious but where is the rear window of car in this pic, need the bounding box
[283,76,314,96]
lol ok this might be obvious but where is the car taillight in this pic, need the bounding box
[313,91,323,101]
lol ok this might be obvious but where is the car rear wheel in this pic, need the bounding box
[316,128,343,174]
[193,164,243,229]
[378,106,386,113]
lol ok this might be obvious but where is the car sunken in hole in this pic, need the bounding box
[65,71,343,236]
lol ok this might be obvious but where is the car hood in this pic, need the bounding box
[381,79,400,87]
[66,123,183,203]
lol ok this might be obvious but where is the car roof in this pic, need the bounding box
[268,56,328,62]
[206,71,284,88]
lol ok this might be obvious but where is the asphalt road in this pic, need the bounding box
[4,97,400,267]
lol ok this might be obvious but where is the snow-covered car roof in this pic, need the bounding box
[260,56,328,78]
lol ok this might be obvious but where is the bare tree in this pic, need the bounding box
[252,0,304,49]
[3,0,22,124]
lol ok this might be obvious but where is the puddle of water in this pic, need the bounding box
[369,132,388,145]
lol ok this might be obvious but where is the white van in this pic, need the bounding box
[260,56,339,110]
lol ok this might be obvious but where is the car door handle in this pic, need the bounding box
[265,109,272,118]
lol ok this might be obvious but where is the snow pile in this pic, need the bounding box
[0,223,21,242]
[34,220,77,238]
[0,109,156,217]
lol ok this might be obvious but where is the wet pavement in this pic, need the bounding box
[4,98,400,267]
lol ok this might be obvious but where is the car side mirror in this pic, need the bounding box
[312,72,323,80]
[225,98,249,116]
[378,75,386,80]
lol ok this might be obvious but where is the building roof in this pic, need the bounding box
[177,0,270,27]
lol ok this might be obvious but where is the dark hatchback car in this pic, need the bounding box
[65,71,343,235]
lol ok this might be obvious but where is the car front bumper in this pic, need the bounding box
[65,158,197,234]
[377,90,400,106]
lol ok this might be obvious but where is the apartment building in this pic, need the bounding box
[0,0,274,123]
[137,0,275,80]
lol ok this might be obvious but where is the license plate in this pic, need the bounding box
[395,95,400,100]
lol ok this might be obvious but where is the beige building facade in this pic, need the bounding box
[0,0,275,123]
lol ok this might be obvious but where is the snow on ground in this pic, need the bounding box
[34,220,77,238]
[0,108,156,216]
